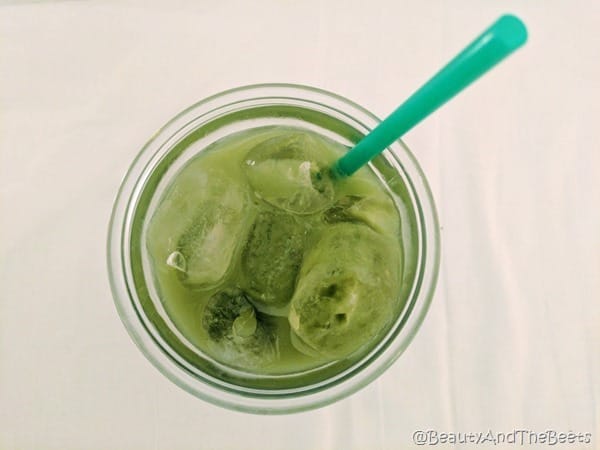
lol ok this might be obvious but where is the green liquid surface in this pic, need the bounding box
[146,126,404,375]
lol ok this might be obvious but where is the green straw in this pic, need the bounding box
[333,14,528,178]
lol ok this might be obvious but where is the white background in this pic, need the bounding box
[1,1,599,449]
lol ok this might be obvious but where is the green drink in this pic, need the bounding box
[146,127,403,373]
[108,85,439,413]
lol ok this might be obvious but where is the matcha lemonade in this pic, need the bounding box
[146,126,404,376]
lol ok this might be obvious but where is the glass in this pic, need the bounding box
[107,84,440,413]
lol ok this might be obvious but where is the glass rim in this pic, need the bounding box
[107,83,440,414]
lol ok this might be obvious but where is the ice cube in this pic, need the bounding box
[173,171,252,289]
[202,288,278,367]
[240,210,308,313]
[243,131,334,214]
[323,192,399,236]
[288,223,400,359]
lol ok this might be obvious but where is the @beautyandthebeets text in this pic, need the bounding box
[412,429,592,446]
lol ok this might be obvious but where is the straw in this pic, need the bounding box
[333,14,528,178]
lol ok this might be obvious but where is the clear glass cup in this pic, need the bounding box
[107,84,440,413]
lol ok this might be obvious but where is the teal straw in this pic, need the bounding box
[333,14,528,177]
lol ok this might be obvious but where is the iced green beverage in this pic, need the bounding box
[146,126,403,374]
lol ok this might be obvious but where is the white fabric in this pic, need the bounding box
[1,1,598,449]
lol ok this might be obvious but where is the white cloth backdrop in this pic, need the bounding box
[1,1,598,449]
